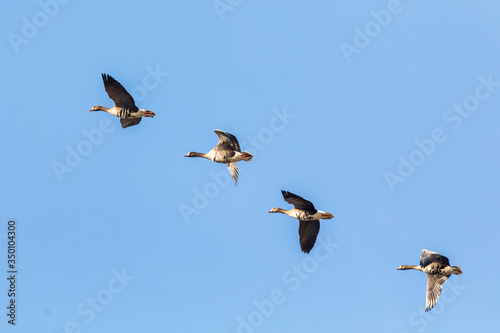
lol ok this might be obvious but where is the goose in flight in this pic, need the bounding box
[268,190,334,253]
[89,73,156,128]
[184,130,253,186]
[397,249,462,311]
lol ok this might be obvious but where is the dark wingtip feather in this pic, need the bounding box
[101,73,112,86]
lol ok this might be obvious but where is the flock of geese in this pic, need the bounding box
[89,73,463,313]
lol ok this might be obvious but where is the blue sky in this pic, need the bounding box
[1,1,500,332]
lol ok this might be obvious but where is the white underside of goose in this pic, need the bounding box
[104,106,150,119]
[105,106,121,117]
[287,209,333,221]
[203,150,217,161]
[204,150,250,163]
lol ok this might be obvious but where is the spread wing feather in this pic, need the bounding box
[102,74,138,112]
[120,118,142,128]
[226,163,239,186]
[420,249,450,268]
[281,190,316,211]
[214,130,241,152]
[298,220,320,254]
[425,275,449,312]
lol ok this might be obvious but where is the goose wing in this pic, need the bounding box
[425,275,449,311]
[281,190,316,211]
[420,249,450,268]
[214,130,241,152]
[298,220,320,254]
[102,74,138,112]
[120,118,142,128]
[226,163,239,186]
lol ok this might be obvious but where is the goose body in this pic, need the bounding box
[184,130,253,186]
[268,190,334,254]
[397,249,462,311]
[90,73,156,128]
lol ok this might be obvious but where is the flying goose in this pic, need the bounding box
[268,190,334,253]
[184,130,253,186]
[89,73,156,128]
[397,249,463,311]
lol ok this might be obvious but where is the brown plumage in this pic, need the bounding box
[89,74,156,128]
[184,130,253,186]
[397,249,462,311]
[268,190,334,254]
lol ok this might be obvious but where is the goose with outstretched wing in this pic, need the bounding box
[89,73,156,128]
[184,130,253,186]
[268,190,334,253]
[397,249,462,311]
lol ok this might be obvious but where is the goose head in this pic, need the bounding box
[184,152,209,159]
[89,105,107,112]
[140,109,156,117]
[268,207,283,214]
[396,265,418,270]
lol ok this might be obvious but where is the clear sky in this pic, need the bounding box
[1,1,500,332]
